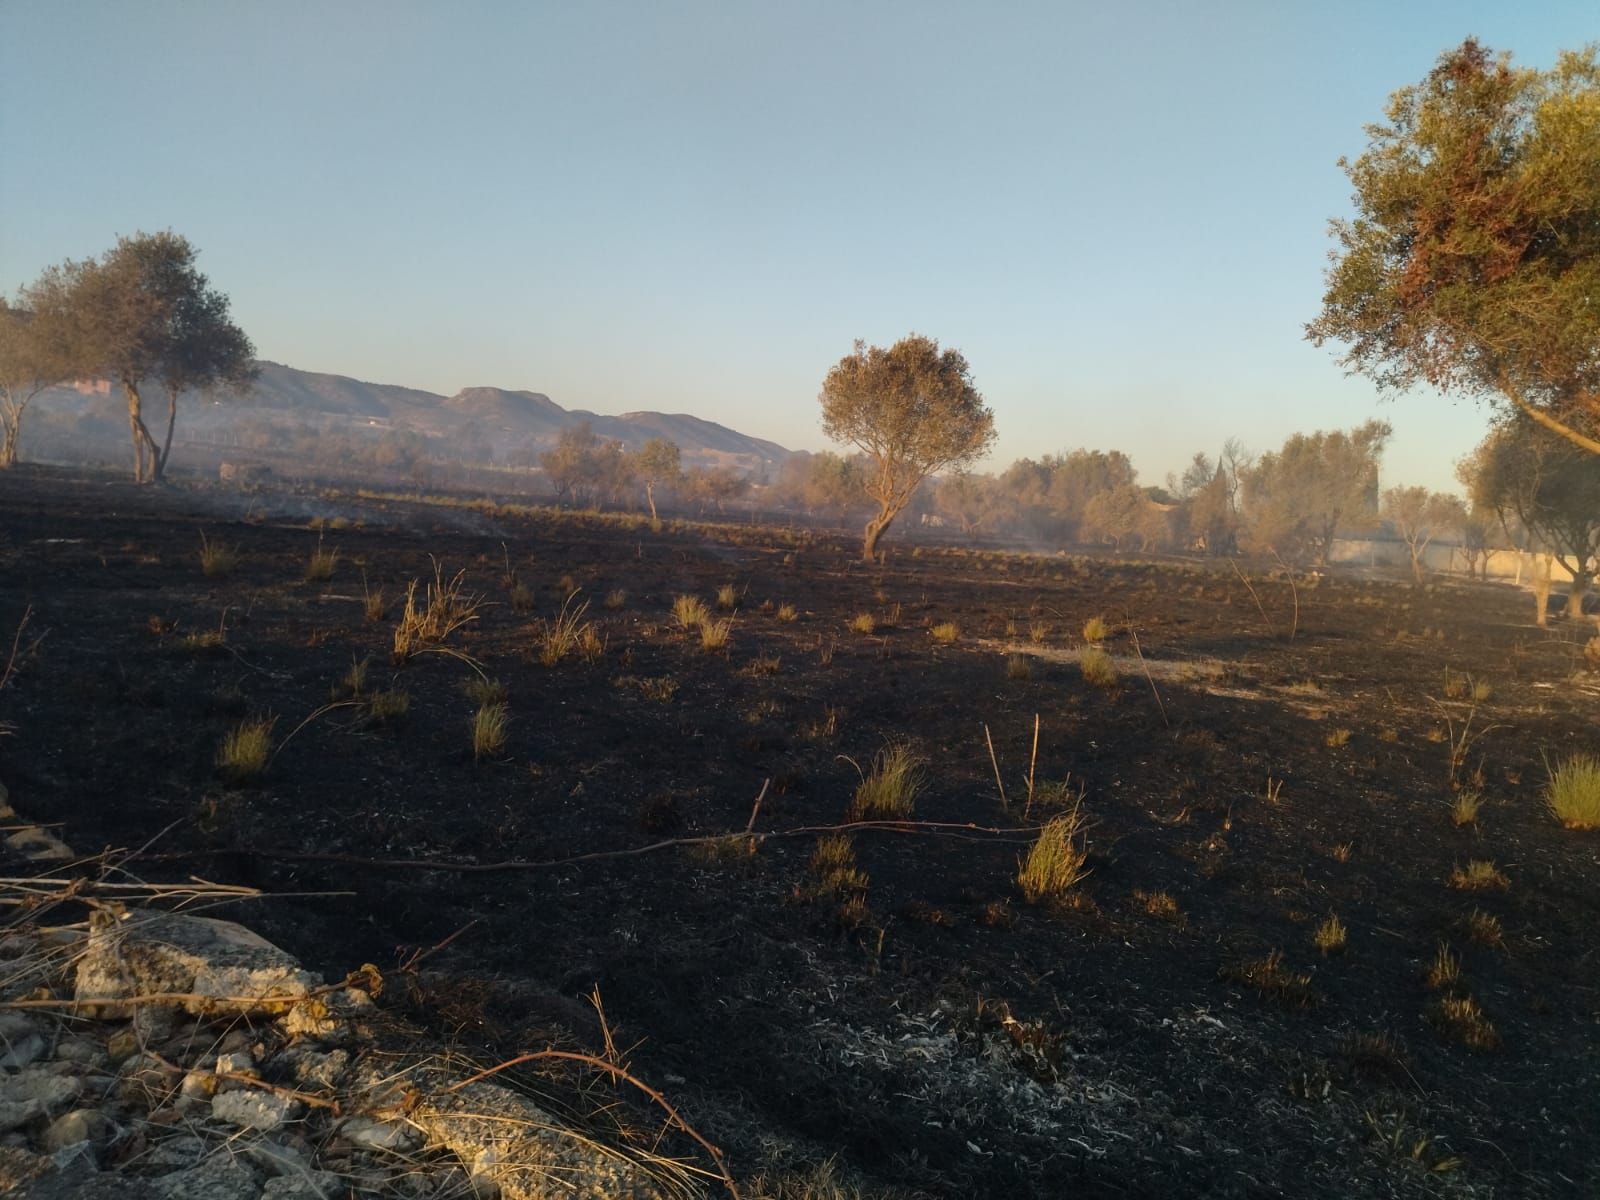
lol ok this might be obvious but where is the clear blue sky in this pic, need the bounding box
[2,1,1592,492]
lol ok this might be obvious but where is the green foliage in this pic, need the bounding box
[848,744,923,820]
[1017,811,1090,903]
[1545,752,1600,829]
[820,334,996,559]
[216,716,274,782]
[1309,40,1600,455]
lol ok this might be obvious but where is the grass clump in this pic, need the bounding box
[929,622,960,644]
[472,701,509,761]
[392,562,482,663]
[1028,620,1051,644]
[1079,646,1117,688]
[1133,889,1181,923]
[216,716,275,782]
[699,618,733,652]
[1325,727,1352,748]
[304,538,339,582]
[1463,908,1504,948]
[776,602,798,623]
[1082,616,1109,644]
[463,676,508,706]
[1429,994,1500,1051]
[1449,790,1482,827]
[1313,913,1348,955]
[198,532,239,579]
[849,612,876,635]
[603,588,627,611]
[538,593,597,666]
[362,578,387,623]
[716,583,739,610]
[1006,653,1032,680]
[1544,753,1600,829]
[848,744,923,820]
[1017,810,1090,903]
[366,688,410,724]
[510,582,537,614]
[1221,950,1315,1008]
[1449,860,1509,891]
[1424,942,1460,989]
[672,594,710,630]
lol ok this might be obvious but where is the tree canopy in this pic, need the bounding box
[0,299,75,468]
[820,334,995,560]
[1240,421,1390,564]
[1308,39,1600,455]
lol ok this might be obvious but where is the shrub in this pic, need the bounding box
[1082,616,1109,643]
[672,595,709,630]
[929,622,959,644]
[217,716,274,782]
[198,532,239,579]
[1545,753,1600,829]
[1017,811,1090,903]
[848,744,923,820]
[1079,646,1116,688]
[472,701,509,760]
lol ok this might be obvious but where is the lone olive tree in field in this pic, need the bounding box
[1381,486,1467,584]
[1308,39,1600,456]
[30,232,254,483]
[631,437,681,521]
[0,299,74,468]
[1461,417,1600,618]
[820,334,995,560]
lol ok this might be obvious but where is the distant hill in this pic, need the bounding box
[46,361,796,475]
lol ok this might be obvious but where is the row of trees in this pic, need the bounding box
[1,233,255,481]
[537,423,751,517]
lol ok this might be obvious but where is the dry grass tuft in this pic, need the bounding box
[716,583,739,611]
[1133,889,1181,923]
[1313,913,1348,955]
[305,538,339,582]
[216,716,274,782]
[1429,993,1500,1051]
[472,701,509,760]
[849,612,876,635]
[929,622,960,644]
[1325,727,1352,748]
[699,618,733,652]
[1449,859,1509,891]
[392,562,482,663]
[1006,653,1032,680]
[1424,941,1460,990]
[539,592,598,666]
[198,532,239,579]
[673,594,710,630]
[1017,808,1090,903]
[365,687,410,723]
[1449,790,1482,828]
[1545,753,1600,829]
[1463,908,1504,948]
[463,676,508,706]
[1221,949,1316,1008]
[1079,646,1117,688]
[1082,616,1109,644]
[848,744,923,820]
[776,602,799,623]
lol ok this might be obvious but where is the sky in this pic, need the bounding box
[1,1,1594,493]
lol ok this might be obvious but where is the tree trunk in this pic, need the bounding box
[154,386,180,482]
[862,509,895,562]
[1567,571,1591,619]
[0,415,17,468]
[1534,557,1551,627]
[125,380,150,482]
[1409,543,1426,584]
[645,481,657,522]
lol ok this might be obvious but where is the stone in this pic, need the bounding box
[339,1114,423,1155]
[4,826,74,863]
[243,1136,312,1178]
[53,1038,109,1069]
[73,911,317,1019]
[0,1098,44,1132]
[261,1171,341,1200]
[106,1029,141,1065]
[154,1154,263,1200]
[0,1069,82,1114]
[277,1047,348,1090]
[180,1070,219,1104]
[0,1033,46,1070]
[144,1134,207,1169]
[18,1165,166,1200]
[210,1087,302,1132]
[216,1052,256,1077]
[42,1108,116,1154]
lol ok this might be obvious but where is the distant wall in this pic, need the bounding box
[1330,537,1576,584]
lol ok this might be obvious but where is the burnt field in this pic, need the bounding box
[0,466,1596,1198]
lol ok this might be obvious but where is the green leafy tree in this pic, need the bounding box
[30,232,254,482]
[0,298,75,468]
[1241,421,1391,565]
[1381,486,1467,583]
[631,438,681,521]
[1308,39,1600,455]
[820,334,995,560]
[1461,417,1600,617]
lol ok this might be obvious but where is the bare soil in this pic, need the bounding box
[1,465,1596,1198]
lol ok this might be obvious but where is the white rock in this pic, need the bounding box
[340,1114,423,1154]
[155,1153,263,1200]
[210,1087,302,1132]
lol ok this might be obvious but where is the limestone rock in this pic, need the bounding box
[210,1087,302,1133]
[0,1098,44,1132]
[154,1154,263,1200]
[0,1033,46,1071]
[261,1171,340,1199]
[42,1107,117,1154]
[340,1114,423,1154]
[4,826,74,863]
[74,911,317,1019]
[0,1069,82,1114]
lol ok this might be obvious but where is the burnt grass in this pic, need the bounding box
[1,466,1597,1198]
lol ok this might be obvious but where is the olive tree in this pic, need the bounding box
[1308,40,1600,455]
[1461,417,1600,618]
[630,438,681,521]
[820,334,995,560]
[0,298,74,468]
[29,232,254,483]
[1381,486,1467,583]
[1240,421,1390,565]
